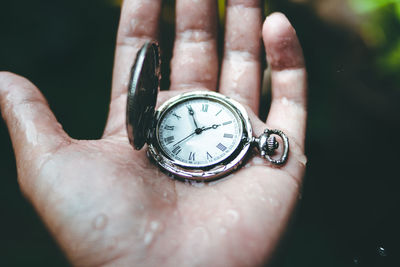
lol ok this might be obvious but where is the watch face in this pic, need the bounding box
[157,97,243,167]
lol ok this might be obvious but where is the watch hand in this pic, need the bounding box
[172,123,219,148]
[186,105,200,129]
[202,124,221,131]
[173,131,197,147]
[172,122,214,147]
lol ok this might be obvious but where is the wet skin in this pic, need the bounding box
[0,1,307,266]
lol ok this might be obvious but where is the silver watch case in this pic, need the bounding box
[147,91,253,181]
[126,41,289,182]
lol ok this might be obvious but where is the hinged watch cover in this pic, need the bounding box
[126,41,161,150]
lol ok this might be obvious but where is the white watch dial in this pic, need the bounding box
[158,97,242,167]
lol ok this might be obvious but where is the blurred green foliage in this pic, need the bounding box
[351,0,400,83]
[351,0,400,14]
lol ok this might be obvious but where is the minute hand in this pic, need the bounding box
[173,131,197,147]
[173,124,220,147]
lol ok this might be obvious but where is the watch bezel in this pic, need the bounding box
[148,91,253,181]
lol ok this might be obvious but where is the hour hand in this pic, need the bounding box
[186,105,199,129]
[202,124,221,131]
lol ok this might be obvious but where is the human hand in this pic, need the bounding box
[0,1,307,266]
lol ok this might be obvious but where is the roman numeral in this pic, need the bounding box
[216,143,227,152]
[202,104,208,112]
[172,146,182,155]
[164,125,174,130]
[164,136,175,145]
[223,133,233,138]
[186,105,194,114]
[188,152,195,161]
[206,152,213,159]
[172,113,181,119]
[222,121,232,126]
[215,109,222,116]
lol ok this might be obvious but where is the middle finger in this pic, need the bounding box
[219,0,263,113]
[169,0,219,91]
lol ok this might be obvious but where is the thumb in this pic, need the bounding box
[0,72,70,191]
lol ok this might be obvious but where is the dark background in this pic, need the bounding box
[1,0,399,266]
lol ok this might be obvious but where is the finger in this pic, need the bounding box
[104,0,162,138]
[219,0,263,113]
[169,0,219,91]
[263,13,307,149]
[0,72,70,170]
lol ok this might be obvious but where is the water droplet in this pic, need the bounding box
[298,192,303,200]
[144,232,153,245]
[189,227,209,243]
[25,121,39,146]
[107,237,118,250]
[189,181,205,188]
[92,214,108,230]
[377,246,387,257]
[150,221,160,231]
[268,197,280,207]
[130,19,138,31]
[298,154,308,166]
[251,156,265,165]
[204,72,212,81]
[143,221,162,246]
[226,209,240,224]
[208,175,232,186]
[219,227,227,235]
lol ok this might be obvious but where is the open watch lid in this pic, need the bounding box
[126,41,160,150]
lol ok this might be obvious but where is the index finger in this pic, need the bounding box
[104,0,162,137]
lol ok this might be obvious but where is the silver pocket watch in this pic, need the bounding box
[126,41,289,182]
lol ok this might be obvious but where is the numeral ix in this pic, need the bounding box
[216,143,227,151]
[164,136,175,145]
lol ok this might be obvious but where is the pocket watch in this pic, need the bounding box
[126,41,289,182]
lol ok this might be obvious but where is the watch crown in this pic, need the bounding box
[254,128,289,165]
[267,136,279,152]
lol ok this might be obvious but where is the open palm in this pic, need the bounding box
[0,1,307,266]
